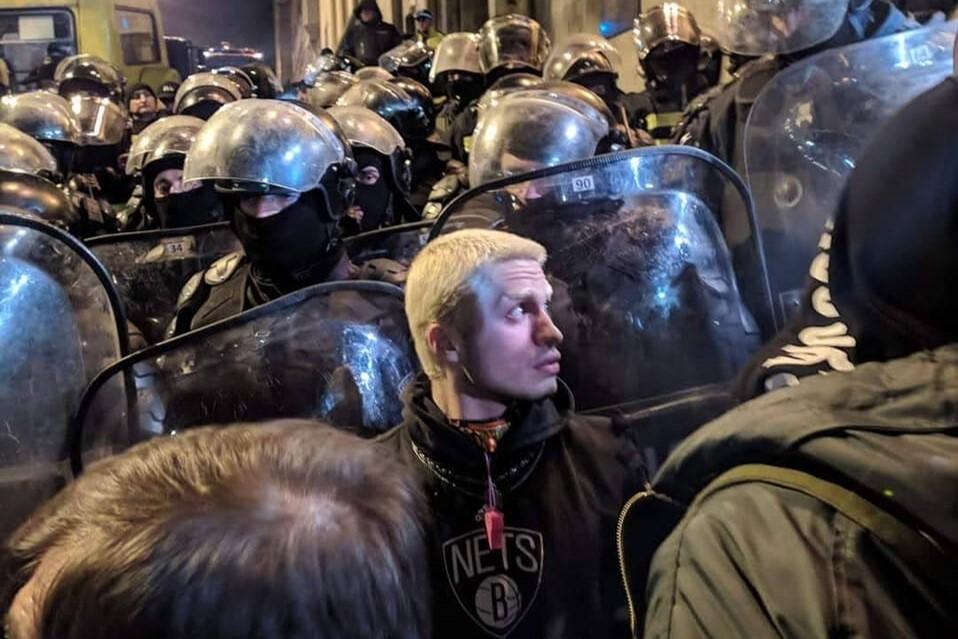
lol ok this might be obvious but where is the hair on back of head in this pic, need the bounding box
[6,420,431,639]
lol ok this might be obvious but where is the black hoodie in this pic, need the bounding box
[736,76,958,400]
[338,0,401,67]
[379,376,641,639]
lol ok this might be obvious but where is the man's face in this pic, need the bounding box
[129,89,157,117]
[416,17,432,34]
[500,152,546,201]
[359,8,376,23]
[457,258,562,401]
[152,168,201,199]
[238,193,300,218]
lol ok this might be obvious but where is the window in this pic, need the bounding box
[115,6,159,65]
[0,9,76,89]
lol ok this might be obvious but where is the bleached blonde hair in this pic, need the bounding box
[405,229,547,379]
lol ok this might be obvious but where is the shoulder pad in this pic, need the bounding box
[204,251,245,286]
[177,270,205,307]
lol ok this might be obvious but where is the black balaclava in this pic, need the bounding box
[231,189,345,293]
[353,149,393,232]
[154,184,222,229]
[445,72,485,105]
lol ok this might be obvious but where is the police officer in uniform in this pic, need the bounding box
[627,3,711,143]
[66,95,134,235]
[122,115,223,231]
[543,33,647,147]
[336,79,437,208]
[327,105,419,235]
[672,0,917,163]
[447,15,552,164]
[429,33,485,142]
[167,100,358,337]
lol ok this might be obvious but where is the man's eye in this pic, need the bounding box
[506,305,525,320]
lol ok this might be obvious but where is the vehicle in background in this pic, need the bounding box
[201,42,263,70]
[164,35,201,79]
[0,0,180,92]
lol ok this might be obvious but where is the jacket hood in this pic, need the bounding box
[657,343,958,546]
[354,0,383,22]
[737,77,958,396]
[400,373,572,477]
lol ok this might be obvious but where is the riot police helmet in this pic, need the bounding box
[705,0,850,56]
[126,115,205,175]
[54,55,125,103]
[379,40,434,85]
[355,66,395,82]
[336,79,431,142]
[303,52,348,86]
[474,72,543,115]
[0,122,78,231]
[0,91,81,177]
[173,73,243,120]
[241,62,283,98]
[212,66,256,98]
[183,99,356,218]
[328,105,412,194]
[543,33,622,83]
[0,91,81,146]
[387,76,435,131]
[304,71,358,109]
[469,91,608,187]
[478,14,552,82]
[67,95,129,146]
[429,32,482,83]
[634,4,702,83]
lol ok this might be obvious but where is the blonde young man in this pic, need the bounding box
[381,229,640,639]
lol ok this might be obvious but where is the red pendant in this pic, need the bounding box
[484,506,504,550]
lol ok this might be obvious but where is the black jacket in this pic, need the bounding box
[735,77,958,401]
[379,376,641,638]
[338,0,402,67]
[621,345,958,638]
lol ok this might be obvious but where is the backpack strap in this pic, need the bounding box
[698,464,957,623]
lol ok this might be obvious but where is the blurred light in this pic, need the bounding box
[598,21,615,37]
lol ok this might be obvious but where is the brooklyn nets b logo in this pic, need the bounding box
[442,527,544,637]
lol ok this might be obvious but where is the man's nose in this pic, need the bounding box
[534,310,563,347]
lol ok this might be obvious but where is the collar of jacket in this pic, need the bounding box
[401,373,572,479]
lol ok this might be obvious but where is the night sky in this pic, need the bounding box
[158,0,276,65]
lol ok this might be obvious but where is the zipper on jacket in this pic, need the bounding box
[616,490,649,637]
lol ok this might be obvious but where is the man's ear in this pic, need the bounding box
[426,322,459,365]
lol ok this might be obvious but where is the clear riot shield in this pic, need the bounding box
[744,22,958,324]
[344,220,434,265]
[87,222,242,346]
[0,212,127,545]
[71,281,416,474]
[432,146,768,418]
